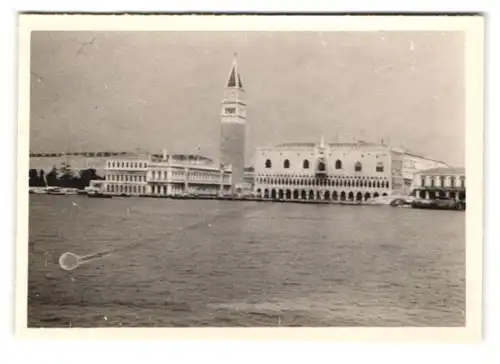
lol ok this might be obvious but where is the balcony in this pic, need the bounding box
[315,158,327,177]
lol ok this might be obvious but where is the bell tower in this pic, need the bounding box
[220,54,247,194]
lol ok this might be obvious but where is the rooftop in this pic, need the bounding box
[151,153,212,162]
[274,140,379,148]
[418,167,465,176]
[267,139,447,164]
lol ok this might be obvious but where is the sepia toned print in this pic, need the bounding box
[17,15,483,341]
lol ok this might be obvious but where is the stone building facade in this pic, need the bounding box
[411,167,466,201]
[100,152,231,197]
[253,138,448,202]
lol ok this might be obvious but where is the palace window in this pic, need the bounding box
[303,159,310,169]
[284,159,290,169]
[376,162,384,172]
[318,161,326,172]
[225,107,236,114]
[431,179,435,187]
[421,178,425,187]
[335,160,342,169]
[355,162,362,172]
[440,176,445,187]
[450,178,455,188]
[265,159,272,169]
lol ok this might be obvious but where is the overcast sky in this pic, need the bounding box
[30,31,465,166]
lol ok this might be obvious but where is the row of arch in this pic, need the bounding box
[256,177,390,188]
[255,188,388,201]
[107,184,146,195]
[264,159,385,172]
[413,189,466,200]
[108,161,148,169]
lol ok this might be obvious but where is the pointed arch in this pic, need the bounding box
[283,159,290,169]
[335,160,342,169]
[364,192,371,201]
[348,191,354,201]
[303,159,310,169]
[293,190,299,199]
[332,191,338,201]
[354,161,362,172]
[265,159,272,168]
[301,190,307,200]
[376,162,384,172]
[285,189,292,200]
[340,191,346,201]
[324,190,331,200]
[356,192,363,201]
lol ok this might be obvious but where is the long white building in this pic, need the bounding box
[95,151,232,197]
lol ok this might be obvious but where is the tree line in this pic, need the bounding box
[29,166,104,189]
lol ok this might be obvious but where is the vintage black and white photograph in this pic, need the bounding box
[17,14,483,338]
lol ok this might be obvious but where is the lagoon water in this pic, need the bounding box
[28,195,465,327]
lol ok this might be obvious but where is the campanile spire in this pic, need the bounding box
[226,53,244,89]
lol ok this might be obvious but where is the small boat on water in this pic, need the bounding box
[46,187,66,195]
[87,190,112,199]
[411,198,465,211]
[338,200,362,205]
[29,187,47,194]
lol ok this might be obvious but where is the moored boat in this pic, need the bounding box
[29,187,47,194]
[46,187,66,195]
[87,193,112,199]
[87,190,112,198]
[411,198,465,211]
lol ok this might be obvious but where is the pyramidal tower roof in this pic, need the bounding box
[226,54,244,89]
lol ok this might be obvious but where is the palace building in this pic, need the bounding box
[253,138,448,202]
